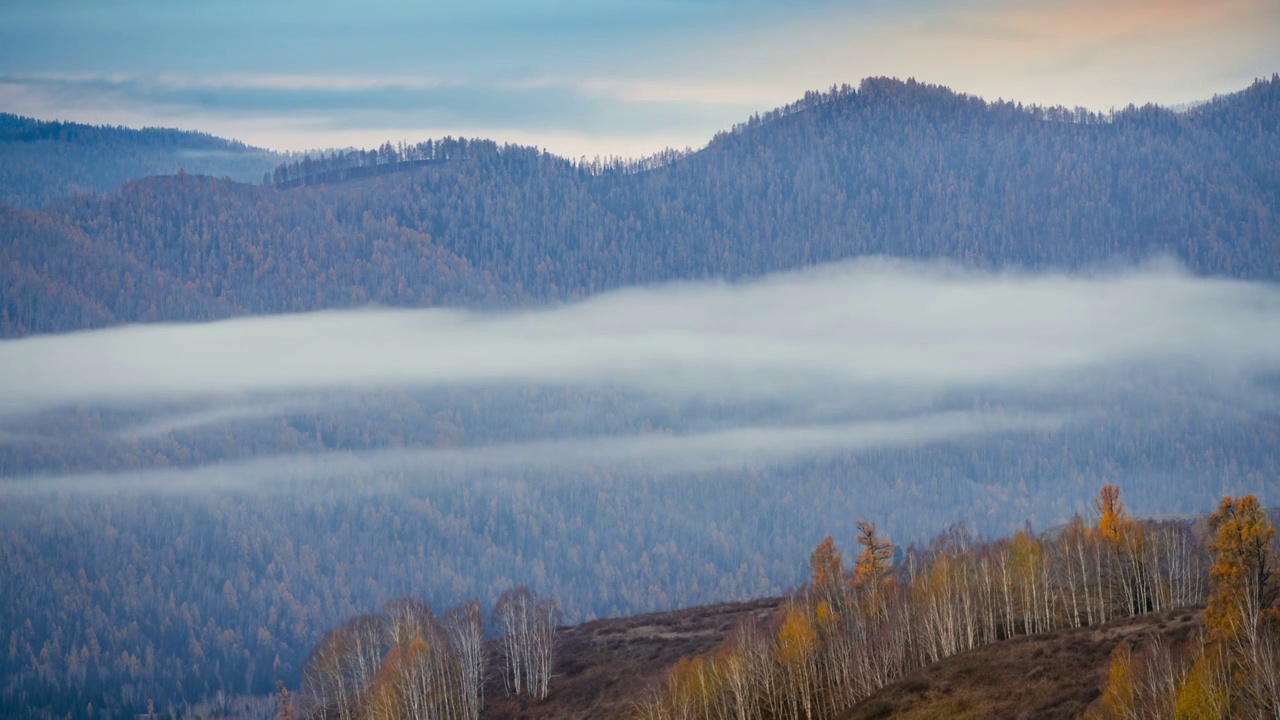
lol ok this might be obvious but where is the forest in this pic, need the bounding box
[280,485,1277,719]
[631,488,1279,720]
[1,75,1279,718]
[3,76,1280,338]
[0,114,283,210]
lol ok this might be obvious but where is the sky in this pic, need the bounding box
[1,0,1278,157]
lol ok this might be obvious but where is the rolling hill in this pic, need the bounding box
[4,76,1280,338]
[0,114,285,210]
[3,76,1279,720]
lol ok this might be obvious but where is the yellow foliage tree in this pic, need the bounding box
[776,607,817,667]
[853,520,895,588]
[1095,484,1133,546]
[814,600,837,630]
[809,536,843,594]
[1205,495,1278,644]
[364,644,405,720]
[1174,650,1230,720]
[1099,642,1137,719]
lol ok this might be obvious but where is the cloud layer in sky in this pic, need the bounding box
[1,0,1276,155]
[2,258,1278,490]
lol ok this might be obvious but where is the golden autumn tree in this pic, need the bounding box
[1174,648,1231,720]
[1010,529,1051,634]
[1095,484,1155,616]
[1205,495,1278,642]
[853,520,895,588]
[363,644,405,720]
[1095,484,1132,545]
[275,680,294,720]
[809,536,843,595]
[775,607,818,666]
[1098,642,1137,720]
[775,606,819,720]
[1197,494,1280,716]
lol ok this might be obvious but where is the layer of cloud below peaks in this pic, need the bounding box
[4,258,1280,412]
[0,410,1067,495]
[1,258,1278,488]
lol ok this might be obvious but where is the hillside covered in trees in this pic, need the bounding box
[2,75,1279,720]
[632,489,1279,720]
[0,114,284,210]
[276,486,1276,720]
[3,75,1280,337]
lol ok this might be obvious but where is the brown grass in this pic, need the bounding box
[840,608,1202,720]
[478,602,1201,720]
[480,597,780,720]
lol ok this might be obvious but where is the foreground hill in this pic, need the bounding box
[475,603,1200,720]
[4,75,1280,337]
[841,609,1202,720]
[182,601,1203,720]
[0,114,284,209]
[282,488,1278,720]
[4,77,1279,720]
[482,598,780,720]
[473,603,1205,720]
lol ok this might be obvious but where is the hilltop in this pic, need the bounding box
[3,76,1279,720]
[0,113,284,209]
[5,76,1280,338]
[470,602,1200,720]
[482,598,780,720]
[841,609,1202,720]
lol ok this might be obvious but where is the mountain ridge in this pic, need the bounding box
[4,75,1280,720]
[0,112,286,210]
[4,75,1279,339]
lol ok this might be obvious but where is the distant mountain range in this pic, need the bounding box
[0,113,285,210]
[3,75,1279,338]
[3,76,1280,720]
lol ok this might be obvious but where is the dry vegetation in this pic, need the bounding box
[481,598,780,720]
[471,603,1201,720]
[285,488,1276,720]
[841,609,1201,720]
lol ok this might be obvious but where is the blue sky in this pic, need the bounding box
[2,0,1277,156]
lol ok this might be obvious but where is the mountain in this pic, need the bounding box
[498,607,1199,720]
[0,114,285,209]
[837,609,1202,720]
[286,489,1256,720]
[4,75,1280,338]
[3,76,1279,720]
[416,603,1202,720]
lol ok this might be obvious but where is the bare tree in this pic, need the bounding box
[492,586,558,700]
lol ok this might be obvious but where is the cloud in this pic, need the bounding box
[1,257,1278,490]
[4,0,1274,156]
[7,261,1280,402]
[0,72,741,155]
[0,409,1069,495]
[112,401,307,441]
[704,0,1280,113]
[4,258,1279,413]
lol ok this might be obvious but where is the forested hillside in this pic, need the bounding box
[3,76,1279,720]
[631,491,1279,719]
[0,114,284,210]
[279,487,1277,720]
[4,76,1280,338]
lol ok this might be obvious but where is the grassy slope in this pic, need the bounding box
[482,598,780,719]
[844,608,1203,720]
[476,603,1201,720]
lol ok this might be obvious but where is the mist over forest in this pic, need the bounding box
[2,76,1279,719]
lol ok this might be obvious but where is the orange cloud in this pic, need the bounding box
[692,0,1279,112]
